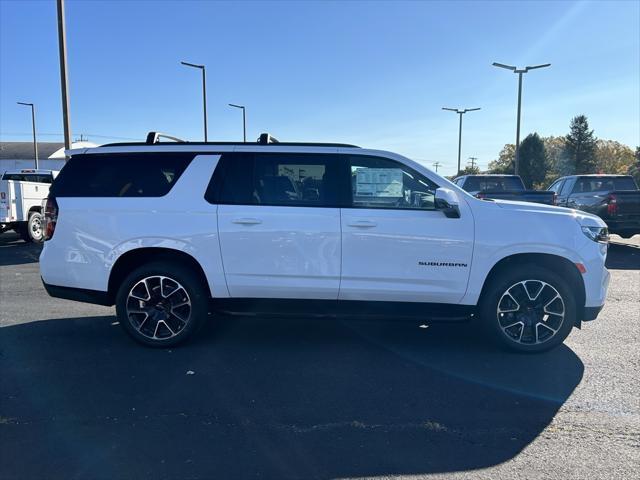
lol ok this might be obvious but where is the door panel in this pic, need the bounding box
[339,154,474,303]
[218,205,341,298]
[340,208,473,303]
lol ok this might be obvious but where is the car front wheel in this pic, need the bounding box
[479,265,576,353]
[115,262,208,347]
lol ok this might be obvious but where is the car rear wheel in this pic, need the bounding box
[479,265,576,353]
[115,262,208,347]
[27,211,44,243]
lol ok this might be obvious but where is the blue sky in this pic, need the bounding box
[1,0,638,176]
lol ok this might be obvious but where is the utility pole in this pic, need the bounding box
[56,0,72,152]
[442,107,481,176]
[468,156,478,169]
[492,62,551,175]
[432,161,441,173]
[17,102,38,169]
[181,61,208,141]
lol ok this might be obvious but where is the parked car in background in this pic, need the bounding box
[454,174,557,205]
[38,132,610,353]
[548,175,640,238]
[0,169,58,242]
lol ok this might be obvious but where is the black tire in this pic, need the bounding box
[479,265,576,353]
[16,223,31,242]
[115,261,209,347]
[27,211,44,243]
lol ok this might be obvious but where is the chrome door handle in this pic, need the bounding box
[232,218,262,225]
[347,220,377,228]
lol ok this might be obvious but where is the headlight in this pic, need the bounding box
[581,226,609,243]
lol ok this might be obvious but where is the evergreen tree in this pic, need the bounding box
[518,133,547,189]
[564,115,597,174]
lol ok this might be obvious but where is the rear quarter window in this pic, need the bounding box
[50,153,194,197]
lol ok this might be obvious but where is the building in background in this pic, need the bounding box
[0,141,97,172]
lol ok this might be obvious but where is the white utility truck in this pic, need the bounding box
[0,169,59,242]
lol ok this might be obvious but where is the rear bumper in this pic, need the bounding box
[42,279,113,306]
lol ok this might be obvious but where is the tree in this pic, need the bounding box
[518,133,547,189]
[594,140,635,174]
[487,144,515,174]
[564,115,597,174]
[458,165,481,176]
[629,146,640,185]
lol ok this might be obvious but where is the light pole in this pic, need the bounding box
[17,102,38,168]
[181,61,208,141]
[228,103,246,142]
[56,0,72,152]
[492,62,551,175]
[442,107,481,176]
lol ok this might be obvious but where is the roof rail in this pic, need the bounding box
[145,131,185,144]
[257,133,279,145]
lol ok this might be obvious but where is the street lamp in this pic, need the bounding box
[180,61,208,141]
[228,103,246,142]
[492,62,551,175]
[442,107,481,176]
[17,102,38,169]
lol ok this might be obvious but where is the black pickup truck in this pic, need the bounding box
[454,175,556,205]
[548,175,640,238]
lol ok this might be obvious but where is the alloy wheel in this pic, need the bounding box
[126,276,192,340]
[496,279,565,345]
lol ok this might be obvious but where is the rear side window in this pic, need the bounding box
[207,153,342,207]
[50,153,194,197]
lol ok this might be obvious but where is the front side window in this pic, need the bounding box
[348,156,438,210]
[210,153,341,207]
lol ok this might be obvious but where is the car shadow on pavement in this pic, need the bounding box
[0,232,41,267]
[606,241,640,270]
[1,314,584,480]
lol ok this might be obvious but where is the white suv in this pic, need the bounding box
[40,133,610,352]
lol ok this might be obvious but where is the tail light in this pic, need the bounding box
[606,194,618,216]
[552,192,558,205]
[1,192,5,199]
[42,197,58,240]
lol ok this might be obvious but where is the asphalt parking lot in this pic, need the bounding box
[1,232,638,480]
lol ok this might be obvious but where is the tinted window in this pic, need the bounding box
[559,179,573,196]
[50,153,194,197]
[208,153,342,207]
[461,176,523,192]
[348,156,438,210]
[548,179,564,193]
[1,173,50,183]
[572,177,637,194]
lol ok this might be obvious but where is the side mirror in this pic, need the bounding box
[435,188,461,218]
